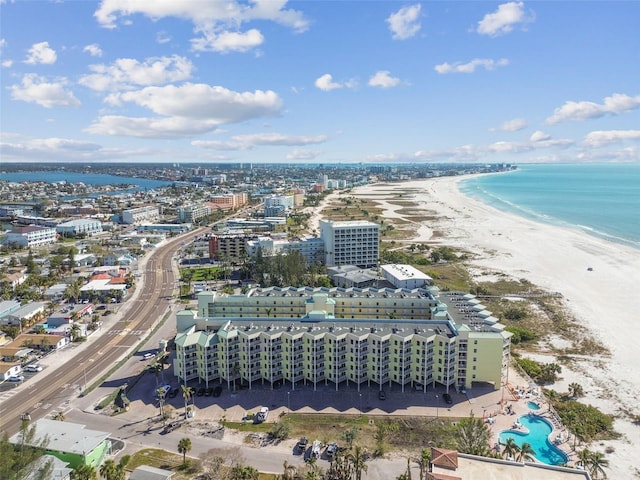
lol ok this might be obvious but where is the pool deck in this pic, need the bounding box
[485,382,578,466]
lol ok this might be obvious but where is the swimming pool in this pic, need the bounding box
[499,415,568,465]
[527,401,541,410]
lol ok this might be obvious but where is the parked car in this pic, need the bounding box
[311,440,322,458]
[161,421,181,435]
[213,385,223,397]
[295,437,308,454]
[168,388,179,398]
[255,407,269,423]
[326,442,338,459]
[196,387,206,396]
[154,384,172,396]
[8,375,24,382]
[378,390,386,400]
[443,393,453,405]
[142,352,155,360]
[204,387,213,396]
[25,365,43,372]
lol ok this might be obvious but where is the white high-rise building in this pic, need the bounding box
[320,220,380,268]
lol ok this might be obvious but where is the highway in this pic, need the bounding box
[0,227,206,438]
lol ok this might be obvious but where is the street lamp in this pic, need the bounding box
[359,393,363,415]
[435,395,439,418]
[287,391,291,412]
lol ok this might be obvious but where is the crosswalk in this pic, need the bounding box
[105,329,146,336]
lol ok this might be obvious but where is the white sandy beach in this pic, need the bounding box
[345,176,640,478]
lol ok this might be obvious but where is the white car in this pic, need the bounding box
[154,384,172,397]
[255,407,269,423]
[8,375,25,382]
[25,365,43,372]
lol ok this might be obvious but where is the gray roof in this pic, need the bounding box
[9,419,110,455]
[129,465,174,480]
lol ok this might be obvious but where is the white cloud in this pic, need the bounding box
[315,73,342,91]
[0,38,6,50]
[2,59,13,68]
[546,93,640,124]
[94,0,308,54]
[583,130,640,147]
[435,58,508,74]
[24,41,57,64]
[83,43,103,57]
[79,55,194,91]
[477,1,533,37]
[490,118,527,132]
[9,74,80,108]
[368,70,400,89]
[530,130,551,142]
[193,132,328,150]
[386,4,421,40]
[88,83,283,138]
[191,28,264,53]
[287,149,321,160]
[314,73,357,92]
[156,31,172,44]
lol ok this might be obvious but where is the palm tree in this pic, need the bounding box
[181,385,194,418]
[454,414,491,456]
[177,437,192,466]
[517,442,536,462]
[568,382,584,398]
[148,363,163,388]
[100,460,117,480]
[348,445,368,480]
[587,451,609,479]
[502,438,520,460]
[71,464,97,480]
[52,411,65,421]
[156,387,167,425]
[417,448,430,480]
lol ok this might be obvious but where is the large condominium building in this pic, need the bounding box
[320,220,380,268]
[177,204,211,223]
[173,287,511,395]
[6,226,57,247]
[122,205,160,224]
[209,192,248,211]
[56,218,103,237]
[263,194,295,217]
[208,234,259,263]
[246,236,326,265]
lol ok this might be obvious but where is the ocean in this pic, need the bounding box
[459,163,640,250]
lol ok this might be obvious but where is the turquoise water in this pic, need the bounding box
[527,401,541,410]
[460,164,640,249]
[499,415,568,465]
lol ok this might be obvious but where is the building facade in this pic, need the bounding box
[6,226,57,247]
[173,288,511,394]
[56,218,103,237]
[320,220,380,268]
[381,264,432,289]
[177,204,211,223]
[122,205,160,224]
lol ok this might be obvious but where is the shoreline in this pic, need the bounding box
[348,175,639,478]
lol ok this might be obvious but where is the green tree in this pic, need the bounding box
[99,459,125,480]
[517,442,536,462]
[453,414,491,456]
[348,445,368,480]
[71,464,97,480]
[417,448,431,480]
[181,385,194,418]
[0,421,52,480]
[177,437,192,465]
[502,437,520,460]
[230,465,259,480]
[341,426,358,450]
[568,382,584,398]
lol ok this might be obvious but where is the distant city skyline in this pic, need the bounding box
[1,1,639,164]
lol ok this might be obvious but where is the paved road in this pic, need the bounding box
[0,227,206,437]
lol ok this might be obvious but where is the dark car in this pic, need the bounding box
[168,388,179,398]
[443,393,453,405]
[213,386,223,397]
[197,387,205,396]
[205,387,213,396]
[295,437,308,454]
[378,390,386,400]
[161,421,180,435]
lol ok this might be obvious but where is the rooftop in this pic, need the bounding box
[9,419,110,455]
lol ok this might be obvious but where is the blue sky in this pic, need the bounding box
[1,1,639,164]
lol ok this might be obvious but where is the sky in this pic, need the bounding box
[0,0,639,165]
